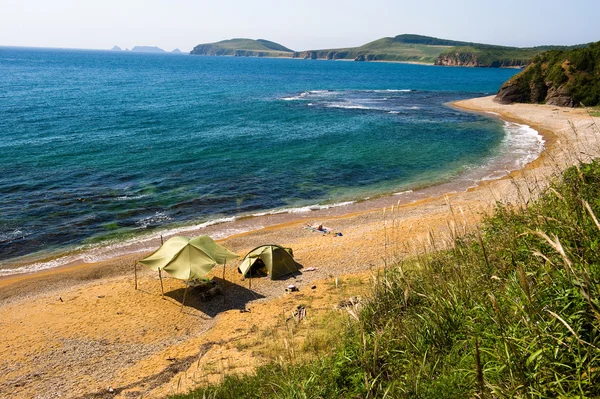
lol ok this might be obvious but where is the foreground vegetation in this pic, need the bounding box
[173,160,600,398]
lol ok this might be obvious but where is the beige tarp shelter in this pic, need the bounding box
[138,235,239,307]
[140,235,238,279]
[238,245,298,280]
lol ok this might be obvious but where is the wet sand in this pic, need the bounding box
[1,96,598,398]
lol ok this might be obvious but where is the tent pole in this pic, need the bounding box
[222,259,227,303]
[134,261,138,290]
[181,282,189,312]
[159,269,165,299]
[182,252,192,312]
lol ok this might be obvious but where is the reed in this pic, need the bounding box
[172,158,600,398]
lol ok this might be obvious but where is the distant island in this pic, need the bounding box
[131,46,165,53]
[496,41,600,107]
[190,38,293,58]
[110,45,185,54]
[190,34,591,68]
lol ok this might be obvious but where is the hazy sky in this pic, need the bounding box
[1,0,598,52]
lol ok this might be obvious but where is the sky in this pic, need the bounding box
[1,0,598,52]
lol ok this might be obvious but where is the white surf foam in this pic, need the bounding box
[252,201,355,217]
[325,103,372,110]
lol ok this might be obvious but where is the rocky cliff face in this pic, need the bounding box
[435,53,528,67]
[435,53,479,67]
[495,42,600,107]
[495,67,575,107]
[292,51,385,61]
[293,51,351,60]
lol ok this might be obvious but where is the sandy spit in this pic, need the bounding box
[0,96,598,398]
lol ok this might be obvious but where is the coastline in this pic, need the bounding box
[0,100,545,278]
[1,96,598,398]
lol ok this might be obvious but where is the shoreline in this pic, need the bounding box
[1,96,599,398]
[0,102,546,278]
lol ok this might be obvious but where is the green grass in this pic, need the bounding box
[172,159,600,398]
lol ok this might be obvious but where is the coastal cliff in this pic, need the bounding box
[435,51,530,67]
[434,46,541,67]
[495,41,600,107]
[189,35,592,69]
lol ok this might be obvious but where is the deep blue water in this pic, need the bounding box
[0,47,520,264]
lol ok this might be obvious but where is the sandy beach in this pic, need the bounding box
[1,96,599,398]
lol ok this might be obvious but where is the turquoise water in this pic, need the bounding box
[0,47,524,267]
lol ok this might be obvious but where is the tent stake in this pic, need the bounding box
[134,261,138,290]
[181,282,189,312]
[159,269,165,299]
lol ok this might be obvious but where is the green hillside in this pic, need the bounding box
[190,38,294,57]
[496,41,600,106]
[189,34,591,68]
[294,34,575,66]
[293,35,455,63]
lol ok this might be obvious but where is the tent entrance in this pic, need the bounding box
[239,257,268,277]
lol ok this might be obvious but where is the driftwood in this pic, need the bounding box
[287,304,306,323]
[337,296,361,309]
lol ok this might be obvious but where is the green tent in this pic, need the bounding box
[239,245,298,280]
[139,235,239,280]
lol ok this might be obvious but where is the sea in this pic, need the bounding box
[0,47,544,275]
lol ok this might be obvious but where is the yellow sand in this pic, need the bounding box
[0,96,598,398]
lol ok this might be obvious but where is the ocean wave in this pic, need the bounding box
[373,89,413,93]
[280,89,413,102]
[501,121,545,168]
[114,194,149,201]
[252,201,355,217]
[466,121,544,182]
[393,190,414,196]
[325,103,373,110]
[0,229,26,244]
[0,215,243,276]
[135,212,172,228]
[280,90,336,101]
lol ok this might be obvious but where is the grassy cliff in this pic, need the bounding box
[190,39,294,57]
[293,35,460,63]
[190,35,589,68]
[435,46,541,67]
[496,41,600,107]
[293,35,585,67]
[171,156,600,397]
